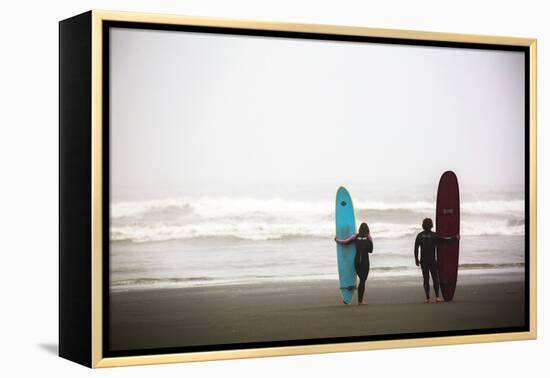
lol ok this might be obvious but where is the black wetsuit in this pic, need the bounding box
[414,230,442,299]
[355,236,373,303]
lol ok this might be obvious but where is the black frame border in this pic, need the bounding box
[101,20,531,358]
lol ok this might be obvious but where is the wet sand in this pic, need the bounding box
[109,273,525,351]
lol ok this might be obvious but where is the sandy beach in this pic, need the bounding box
[109,272,525,352]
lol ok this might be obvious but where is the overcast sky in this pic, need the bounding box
[110,28,525,201]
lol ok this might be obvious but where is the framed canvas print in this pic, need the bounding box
[59,10,537,368]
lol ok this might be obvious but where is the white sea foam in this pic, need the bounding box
[110,196,525,242]
[112,197,524,217]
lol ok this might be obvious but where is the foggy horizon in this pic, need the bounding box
[109,28,525,202]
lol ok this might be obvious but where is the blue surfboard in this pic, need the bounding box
[335,186,357,304]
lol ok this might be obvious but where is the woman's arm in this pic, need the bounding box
[334,234,357,245]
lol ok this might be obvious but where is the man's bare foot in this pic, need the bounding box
[424,298,431,303]
[358,301,365,305]
[436,297,444,303]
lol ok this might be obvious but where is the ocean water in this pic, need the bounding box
[110,195,525,292]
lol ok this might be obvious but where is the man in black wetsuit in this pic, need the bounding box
[414,218,449,303]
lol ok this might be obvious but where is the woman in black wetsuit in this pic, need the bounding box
[335,223,373,305]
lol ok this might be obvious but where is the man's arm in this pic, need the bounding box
[437,234,460,241]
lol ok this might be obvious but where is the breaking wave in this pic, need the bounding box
[110,196,525,243]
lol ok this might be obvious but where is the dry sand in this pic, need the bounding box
[109,273,525,352]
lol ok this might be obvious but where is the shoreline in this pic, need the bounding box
[110,272,525,351]
[111,268,525,293]
[111,235,525,293]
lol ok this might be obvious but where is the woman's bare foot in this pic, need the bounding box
[358,301,365,305]
[436,297,444,303]
[424,298,431,303]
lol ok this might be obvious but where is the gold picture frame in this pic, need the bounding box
[59,10,537,368]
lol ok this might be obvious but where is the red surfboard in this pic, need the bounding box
[436,171,460,301]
